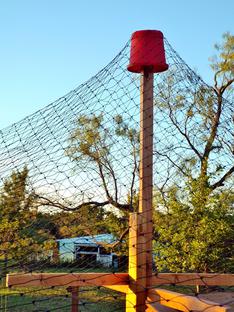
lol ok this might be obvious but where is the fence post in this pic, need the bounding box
[126,71,154,312]
[67,287,79,312]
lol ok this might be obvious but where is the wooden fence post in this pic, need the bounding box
[67,287,79,312]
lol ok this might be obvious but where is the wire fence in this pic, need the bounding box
[0,34,233,311]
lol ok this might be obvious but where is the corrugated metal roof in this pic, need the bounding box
[57,234,116,246]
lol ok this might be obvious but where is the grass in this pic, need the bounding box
[0,284,125,311]
[0,295,124,311]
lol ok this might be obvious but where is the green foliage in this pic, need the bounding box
[52,205,128,255]
[52,205,111,238]
[210,32,234,84]
[67,113,139,166]
[0,167,55,269]
[67,114,109,163]
[153,33,234,273]
[154,182,233,272]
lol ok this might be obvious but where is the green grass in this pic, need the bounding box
[0,295,124,311]
[0,285,125,311]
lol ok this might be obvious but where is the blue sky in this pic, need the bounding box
[0,0,233,129]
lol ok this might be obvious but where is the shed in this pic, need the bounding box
[57,234,117,267]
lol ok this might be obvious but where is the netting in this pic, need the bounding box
[0,34,233,311]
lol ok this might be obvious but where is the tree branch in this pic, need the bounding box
[201,92,223,176]
[210,165,234,190]
[37,195,110,211]
[154,151,189,177]
[97,162,132,211]
[220,78,234,94]
[168,104,202,159]
[37,194,131,212]
[129,142,138,209]
[102,156,119,203]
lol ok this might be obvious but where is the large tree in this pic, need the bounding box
[65,114,139,213]
[153,33,234,272]
[39,114,139,216]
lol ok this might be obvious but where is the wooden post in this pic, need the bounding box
[138,70,154,308]
[126,71,154,312]
[67,287,79,312]
[126,213,138,311]
[139,71,154,286]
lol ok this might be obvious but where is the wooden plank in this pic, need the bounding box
[104,285,129,293]
[146,302,178,312]
[147,289,231,312]
[152,273,234,286]
[146,288,160,312]
[145,290,178,312]
[198,293,234,311]
[6,273,129,288]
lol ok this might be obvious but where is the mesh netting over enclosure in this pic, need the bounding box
[0,33,233,312]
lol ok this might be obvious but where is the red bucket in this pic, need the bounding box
[127,30,168,73]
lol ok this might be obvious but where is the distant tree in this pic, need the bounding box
[52,205,110,238]
[39,114,139,214]
[50,204,128,254]
[0,167,55,275]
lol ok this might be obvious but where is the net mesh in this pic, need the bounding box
[0,36,233,311]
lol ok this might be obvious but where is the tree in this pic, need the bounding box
[39,114,139,215]
[153,33,234,272]
[36,113,139,252]
[52,205,117,238]
[65,114,139,213]
[0,167,55,275]
[52,207,128,255]
[154,185,233,272]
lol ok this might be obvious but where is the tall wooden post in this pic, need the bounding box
[126,71,154,312]
[126,30,168,311]
[139,71,153,287]
[139,71,154,287]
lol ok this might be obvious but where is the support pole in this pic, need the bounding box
[126,71,154,312]
[139,71,154,287]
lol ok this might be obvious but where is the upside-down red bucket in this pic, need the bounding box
[127,30,168,73]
